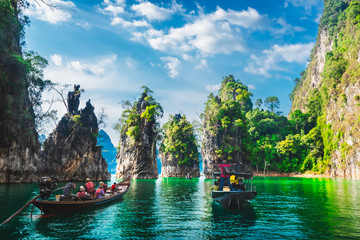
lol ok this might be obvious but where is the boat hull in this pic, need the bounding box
[33,178,131,214]
[212,191,257,208]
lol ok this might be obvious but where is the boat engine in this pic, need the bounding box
[38,177,58,199]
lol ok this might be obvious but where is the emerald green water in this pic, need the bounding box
[1,177,359,239]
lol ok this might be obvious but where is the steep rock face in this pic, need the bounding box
[0,1,44,183]
[159,152,200,177]
[291,0,360,177]
[42,97,110,181]
[201,76,253,179]
[115,92,158,179]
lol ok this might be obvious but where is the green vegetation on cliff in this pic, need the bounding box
[202,75,252,163]
[290,0,360,174]
[160,114,199,166]
[0,0,51,148]
[114,86,163,146]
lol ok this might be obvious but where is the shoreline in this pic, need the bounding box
[253,171,360,179]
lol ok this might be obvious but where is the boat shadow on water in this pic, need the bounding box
[33,198,125,239]
[211,202,257,228]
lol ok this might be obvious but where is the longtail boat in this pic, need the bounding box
[33,176,132,214]
[211,172,257,208]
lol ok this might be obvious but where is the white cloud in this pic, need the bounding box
[111,17,149,27]
[195,59,207,70]
[161,56,181,78]
[66,55,117,76]
[50,54,62,66]
[272,17,305,34]
[24,0,76,24]
[76,22,91,30]
[285,0,320,10]
[131,2,174,21]
[245,42,314,77]
[134,7,265,55]
[248,84,256,90]
[206,84,221,92]
[104,4,125,16]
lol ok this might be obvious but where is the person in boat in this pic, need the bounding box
[95,185,105,199]
[218,161,236,191]
[77,186,89,200]
[63,179,78,200]
[85,178,96,199]
[102,182,108,193]
[111,182,117,192]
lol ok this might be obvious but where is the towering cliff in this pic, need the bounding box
[290,0,360,177]
[159,114,200,177]
[115,87,163,179]
[0,0,44,183]
[42,86,110,181]
[202,75,253,179]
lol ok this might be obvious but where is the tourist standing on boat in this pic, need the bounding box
[63,179,77,199]
[85,178,96,199]
[218,161,236,191]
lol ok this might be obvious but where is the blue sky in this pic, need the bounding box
[23,0,324,143]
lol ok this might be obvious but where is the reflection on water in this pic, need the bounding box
[1,177,360,239]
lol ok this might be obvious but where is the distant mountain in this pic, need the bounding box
[97,129,117,174]
[38,134,46,144]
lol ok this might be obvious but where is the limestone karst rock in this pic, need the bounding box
[115,89,161,179]
[42,96,110,181]
[290,0,360,177]
[0,1,44,183]
[159,114,200,178]
[201,75,253,179]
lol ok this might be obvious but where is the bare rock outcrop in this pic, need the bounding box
[42,89,110,181]
[115,90,159,179]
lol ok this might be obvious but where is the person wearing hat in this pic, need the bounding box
[95,184,105,199]
[77,186,87,200]
[85,177,96,199]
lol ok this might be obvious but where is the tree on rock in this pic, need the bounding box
[201,75,252,179]
[115,86,163,179]
[264,96,280,113]
[159,114,200,177]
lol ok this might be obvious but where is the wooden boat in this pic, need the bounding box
[211,172,257,208]
[33,176,132,214]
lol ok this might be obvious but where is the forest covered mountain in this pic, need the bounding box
[290,0,360,177]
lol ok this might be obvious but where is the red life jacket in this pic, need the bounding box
[111,184,115,191]
[85,181,95,193]
[77,191,86,198]
[95,188,104,198]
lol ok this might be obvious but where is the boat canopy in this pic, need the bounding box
[212,172,253,179]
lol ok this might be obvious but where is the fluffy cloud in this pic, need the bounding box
[161,56,181,78]
[66,55,117,76]
[245,42,314,77]
[206,84,221,92]
[131,2,174,21]
[111,17,149,27]
[195,59,208,70]
[134,7,266,55]
[24,0,76,24]
[50,54,62,66]
[285,0,320,10]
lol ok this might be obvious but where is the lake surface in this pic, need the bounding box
[1,177,360,239]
